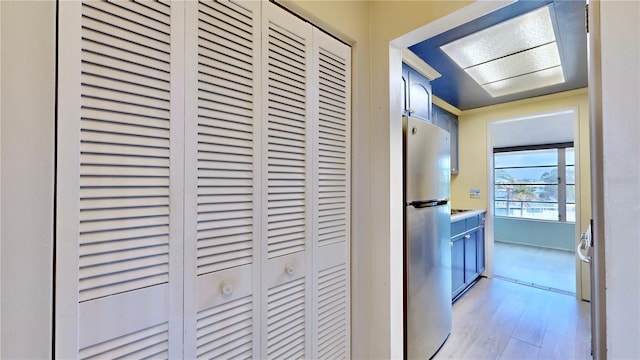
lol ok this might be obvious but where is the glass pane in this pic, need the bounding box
[519,202,558,220]
[495,167,558,184]
[566,184,575,203]
[566,204,576,222]
[494,148,557,168]
[566,165,575,184]
[566,148,575,165]
[495,201,559,220]
[494,201,508,216]
[495,184,558,202]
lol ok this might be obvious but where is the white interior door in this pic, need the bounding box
[182,0,262,358]
[56,1,184,358]
[260,4,313,358]
[310,27,352,359]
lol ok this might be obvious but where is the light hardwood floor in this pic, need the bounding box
[434,278,591,360]
[494,241,576,294]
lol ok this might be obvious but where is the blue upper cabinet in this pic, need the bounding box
[402,62,432,122]
[433,105,459,174]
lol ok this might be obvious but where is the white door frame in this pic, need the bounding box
[586,0,606,357]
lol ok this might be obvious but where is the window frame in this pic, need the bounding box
[493,142,575,223]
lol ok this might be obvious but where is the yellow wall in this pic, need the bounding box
[452,88,591,226]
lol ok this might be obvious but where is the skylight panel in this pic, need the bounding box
[440,5,565,97]
[482,66,565,97]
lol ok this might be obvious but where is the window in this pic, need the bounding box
[494,144,575,222]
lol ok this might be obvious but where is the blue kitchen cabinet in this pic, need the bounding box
[402,62,432,122]
[464,231,478,286]
[433,105,459,174]
[451,235,465,296]
[451,212,486,300]
[477,224,485,274]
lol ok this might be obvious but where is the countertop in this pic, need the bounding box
[451,209,486,222]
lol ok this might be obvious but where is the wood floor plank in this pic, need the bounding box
[511,289,553,346]
[436,279,531,359]
[434,278,592,360]
[545,290,582,337]
[500,337,540,359]
[538,329,577,359]
[574,312,592,359]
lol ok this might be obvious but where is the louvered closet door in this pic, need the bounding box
[182,0,261,359]
[311,28,352,360]
[261,3,313,359]
[56,1,184,358]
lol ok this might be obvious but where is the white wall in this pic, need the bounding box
[600,1,640,358]
[0,1,56,358]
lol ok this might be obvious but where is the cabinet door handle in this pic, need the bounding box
[464,234,471,239]
[450,241,454,247]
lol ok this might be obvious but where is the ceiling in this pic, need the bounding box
[408,0,588,111]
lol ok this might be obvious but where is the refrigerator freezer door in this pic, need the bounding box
[406,204,452,359]
[404,116,450,202]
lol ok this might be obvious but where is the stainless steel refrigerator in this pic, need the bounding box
[403,116,452,359]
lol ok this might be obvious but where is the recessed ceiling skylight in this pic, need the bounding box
[440,5,565,98]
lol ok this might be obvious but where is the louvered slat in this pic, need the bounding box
[78,0,171,302]
[79,322,169,360]
[267,278,306,359]
[317,264,348,359]
[196,295,253,359]
[266,20,309,259]
[196,0,256,276]
[317,47,348,247]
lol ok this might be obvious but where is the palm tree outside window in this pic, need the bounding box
[494,143,575,222]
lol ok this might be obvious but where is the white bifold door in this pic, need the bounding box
[56,1,350,358]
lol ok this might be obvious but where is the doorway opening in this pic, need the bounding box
[489,111,578,295]
[390,0,599,357]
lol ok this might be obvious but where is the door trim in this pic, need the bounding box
[587,0,607,358]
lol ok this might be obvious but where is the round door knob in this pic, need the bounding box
[221,282,233,296]
[285,263,295,275]
[450,241,454,247]
[464,234,471,239]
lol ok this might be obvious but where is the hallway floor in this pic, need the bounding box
[493,241,576,294]
[434,278,591,360]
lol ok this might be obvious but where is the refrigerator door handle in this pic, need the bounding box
[408,199,450,208]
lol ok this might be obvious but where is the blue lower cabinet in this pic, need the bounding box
[451,213,486,300]
[464,231,478,286]
[477,226,485,274]
[451,236,465,296]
